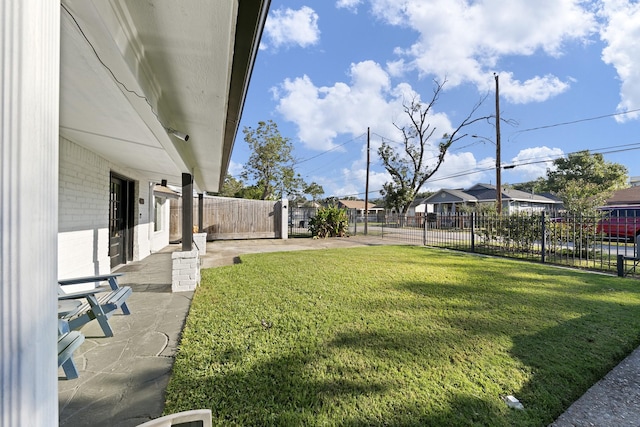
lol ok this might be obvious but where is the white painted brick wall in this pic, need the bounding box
[58,138,160,279]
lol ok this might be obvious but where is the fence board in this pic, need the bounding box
[170,196,281,241]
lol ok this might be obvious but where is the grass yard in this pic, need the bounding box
[164,245,640,426]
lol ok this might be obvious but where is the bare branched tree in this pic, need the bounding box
[379,80,491,218]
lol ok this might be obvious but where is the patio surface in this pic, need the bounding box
[57,236,640,426]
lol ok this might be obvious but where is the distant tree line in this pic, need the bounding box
[219,112,628,219]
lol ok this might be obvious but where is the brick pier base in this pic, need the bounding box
[172,249,201,292]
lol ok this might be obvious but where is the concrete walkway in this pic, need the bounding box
[58,236,640,426]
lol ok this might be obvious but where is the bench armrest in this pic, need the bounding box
[59,273,123,288]
[58,285,112,300]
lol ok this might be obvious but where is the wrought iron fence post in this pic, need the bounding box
[617,254,625,277]
[423,215,427,246]
[353,209,357,236]
[541,211,546,263]
[471,212,475,252]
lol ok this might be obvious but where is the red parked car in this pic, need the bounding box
[596,206,640,242]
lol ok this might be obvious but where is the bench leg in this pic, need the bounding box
[86,295,114,337]
[94,309,114,337]
[61,358,80,380]
[120,301,131,315]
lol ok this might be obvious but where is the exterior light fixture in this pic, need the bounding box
[167,128,189,141]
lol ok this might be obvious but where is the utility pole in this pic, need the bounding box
[495,73,502,214]
[364,127,370,235]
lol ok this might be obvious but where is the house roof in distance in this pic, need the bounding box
[338,200,382,210]
[424,183,560,205]
[606,186,640,205]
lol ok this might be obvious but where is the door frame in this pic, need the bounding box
[109,172,135,268]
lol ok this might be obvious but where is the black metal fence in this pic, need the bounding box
[292,207,640,278]
[375,211,640,278]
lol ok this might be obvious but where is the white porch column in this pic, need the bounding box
[1,2,60,425]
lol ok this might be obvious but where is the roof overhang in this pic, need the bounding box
[59,0,270,192]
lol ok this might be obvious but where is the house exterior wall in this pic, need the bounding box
[151,193,171,252]
[59,137,110,278]
[58,138,161,279]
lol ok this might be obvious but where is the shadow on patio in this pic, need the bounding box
[59,245,193,427]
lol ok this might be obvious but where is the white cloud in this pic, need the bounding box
[325,167,390,198]
[276,61,404,151]
[227,160,243,178]
[425,152,493,191]
[509,146,564,181]
[495,73,571,104]
[264,6,320,50]
[367,0,596,103]
[336,0,362,12]
[599,0,640,121]
[276,60,462,152]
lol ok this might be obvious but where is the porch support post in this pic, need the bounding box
[198,193,204,233]
[1,1,60,425]
[173,173,200,292]
[182,173,193,251]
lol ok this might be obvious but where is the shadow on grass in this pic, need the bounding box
[167,346,390,425]
[509,310,640,425]
[168,330,518,426]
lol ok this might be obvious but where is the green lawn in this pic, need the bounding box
[165,245,640,426]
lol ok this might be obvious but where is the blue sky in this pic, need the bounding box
[231,0,640,199]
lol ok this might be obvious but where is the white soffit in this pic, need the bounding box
[59,0,239,190]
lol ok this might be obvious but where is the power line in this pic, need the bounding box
[293,133,366,166]
[332,141,640,200]
[511,108,640,138]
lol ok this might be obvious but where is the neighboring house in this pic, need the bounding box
[630,177,640,187]
[424,189,479,214]
[605,186,640,205]
[2,1,270,424]
[424,183,561,214]
[338,200,385,218]
[407,198,434,217]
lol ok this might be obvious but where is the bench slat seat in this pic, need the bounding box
[58,330,85,379]
[58,273,132,337]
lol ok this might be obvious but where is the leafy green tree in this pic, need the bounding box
[545,150,627,214]
[216,175,264,199]
[378,80,490,218]
[242,120,305,200]
[304,181,324,202]
[217,175,245,197]
[322,196,340,207]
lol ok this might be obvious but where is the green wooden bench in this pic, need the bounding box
[58,273,132,337]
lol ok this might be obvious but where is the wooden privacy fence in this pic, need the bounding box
[170,196,283,241]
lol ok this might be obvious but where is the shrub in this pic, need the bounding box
[308,206,348,238]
